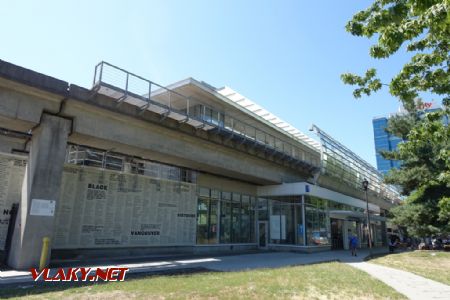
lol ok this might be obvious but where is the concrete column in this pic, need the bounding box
[7,114,71,270]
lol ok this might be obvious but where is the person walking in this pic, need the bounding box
[348,230,358,256]
[389,235,397,253]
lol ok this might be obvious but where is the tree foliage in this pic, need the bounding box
[384,109,450,236]
[342,0,450,237]
[341,0,450,110]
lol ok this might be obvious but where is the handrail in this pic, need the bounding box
[92,61,321,169]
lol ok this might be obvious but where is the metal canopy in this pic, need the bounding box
[217,86,322,151]
[329,210,387,222]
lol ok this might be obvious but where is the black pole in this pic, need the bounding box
[365,189,373,256]
[363,179,373,257]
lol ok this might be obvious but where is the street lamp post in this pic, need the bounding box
[362,179,373,257]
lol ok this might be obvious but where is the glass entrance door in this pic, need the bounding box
[258,221,268,249]
[330,218,344,249]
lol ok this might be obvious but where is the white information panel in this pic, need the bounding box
[270,215,286,240]
[30,199,56,216]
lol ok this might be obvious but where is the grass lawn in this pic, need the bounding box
[0,262,405,300]
[369,250,450,285]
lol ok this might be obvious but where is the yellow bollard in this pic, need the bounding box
[39,237,50,271]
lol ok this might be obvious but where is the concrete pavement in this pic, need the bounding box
[0,248,384,285]
[1,248,449,300]
[348,261,450,300]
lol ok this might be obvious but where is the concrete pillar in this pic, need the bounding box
[7,114,71,270]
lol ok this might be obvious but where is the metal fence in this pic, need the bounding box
[66,145,197,183]
[92,61,320,169]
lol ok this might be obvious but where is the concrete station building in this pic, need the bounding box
[0,60,401,269]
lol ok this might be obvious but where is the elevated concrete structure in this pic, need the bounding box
[0,59,399,269]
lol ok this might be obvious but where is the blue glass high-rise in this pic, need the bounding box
[373,106,448,175]
[372,117,402,174]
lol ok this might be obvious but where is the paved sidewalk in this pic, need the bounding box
[2,247,449,299]
[348,262,450,300]
[0,248,385,285]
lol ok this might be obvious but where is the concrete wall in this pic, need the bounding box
[54,164,197,249]
[64,98,306,185]
[197,173,257,195]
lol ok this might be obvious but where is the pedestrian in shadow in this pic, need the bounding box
[348,230,358,256]
[389,235,397,253]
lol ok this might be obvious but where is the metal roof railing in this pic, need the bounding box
[310,124,401,204]
[92,61,320,172]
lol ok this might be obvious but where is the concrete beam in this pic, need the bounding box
[0,135,28,154]
[64,99,304,185]
[0,79,63,132]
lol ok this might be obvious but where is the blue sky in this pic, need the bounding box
[0,1,416,166]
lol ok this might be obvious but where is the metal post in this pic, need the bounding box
[366,189,373,256]
[203,105,206,122]
[302,195,306,246]
[148,82,152,102]
[294,201,298,245]
[125,73,129,94]
[217,194,221,243]
[363,179,373,257]
[39,237,51,271]
[98,62,103,84]
[168,91,172,109]
[93,64,98,86]
[186,98,190,116]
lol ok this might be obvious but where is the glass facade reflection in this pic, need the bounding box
[305,197,330,246]
[197,189,385,247]
[197,188,255,245]
[268,198,303,245]
[373,108,447,175]
[372,117,402,174]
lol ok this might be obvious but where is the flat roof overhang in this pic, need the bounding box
[329,210,386,222]
[257,182,380,214]
[158,78,321,156]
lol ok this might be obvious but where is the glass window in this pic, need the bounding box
[305,196,330,246]
[199,189,256,245]
[211,189,220,199]
[220,192,232,243]
[231,193,241,243]
[295,204,304,245]
[208,198,218,243]
[196,188,218,244]
[270,201,283,244]
[249,197,256,243]
[241,196,251,243]
[266,197,303,245]
[196,197,209,244]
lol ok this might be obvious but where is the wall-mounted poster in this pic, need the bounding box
[53,164,197,249]
[0,153,26,250]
